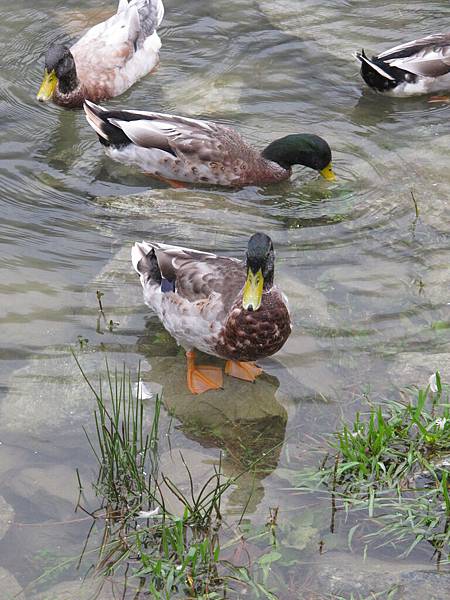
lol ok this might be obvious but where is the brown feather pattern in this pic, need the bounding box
[133,240,291,363]
[215,290,291,361]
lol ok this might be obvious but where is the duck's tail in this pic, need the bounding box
[83,100,131,147]
[355,49,395,82]
[132,242,154,275]
[121,0,164,38]
[132,242,166,290]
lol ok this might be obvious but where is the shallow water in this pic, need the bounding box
[0,0,449,597]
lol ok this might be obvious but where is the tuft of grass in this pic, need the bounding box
[333,382,449,499]
[284,372,450,562]
[332,375,449,499]
[74,354,282,599]
[75,354,160,516]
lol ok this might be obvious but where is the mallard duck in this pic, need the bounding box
[356,33,450,96]
[131,233,291,394]
[83,100,335,186]
[37,0,164,108]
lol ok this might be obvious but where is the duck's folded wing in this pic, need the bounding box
[131,0,164,38]
[107,112,224,160]
[175,257,245,310]
[379,33,450,77]
[73,0,163,69]
[145,242,244,306]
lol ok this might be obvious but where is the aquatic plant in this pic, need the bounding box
[284,371,450,563]
[75,355,281,598]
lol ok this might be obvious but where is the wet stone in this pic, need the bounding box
[163,73,244,116]
[389,352,450,391]
[0,444,31,481]
[4,464,92,521]
[0,567,23,600]
[307,551,450,600]
[0,495,14,541]
[257,0,359,59]
[0,350,148,435]
[32,578,118,600]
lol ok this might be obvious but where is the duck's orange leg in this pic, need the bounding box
[146,173,187,188]
[429,96,450,103]
[186,351,223,394]
[224,360,263,382]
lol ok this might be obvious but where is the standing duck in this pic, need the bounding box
[37,0,164,108]
[131,234,291,394]
[84,100,335,187]
[356,33,450,96]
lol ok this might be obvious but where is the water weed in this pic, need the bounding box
[75,354,281,598]
[285,372,450,562]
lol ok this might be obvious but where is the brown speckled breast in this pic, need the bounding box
[53,80,112,108]
[53,85,87,108]
[214,290,291,361]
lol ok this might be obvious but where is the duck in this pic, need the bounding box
[37,0,164,108]
[83,100,335,187]
[131,233,292,394]
[356,33,450,96]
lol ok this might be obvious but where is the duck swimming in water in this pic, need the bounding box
[37,0,164,107]
[84,100,335,187]
[356,33,450,96]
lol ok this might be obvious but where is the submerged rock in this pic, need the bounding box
[0,567,23,600]
[257,0,361,59]
[0,350,149,435]
[308,551,450,599]
[257,0,444,62]
[4,464,93,521]
[0,241,154,437]
[163,73,244,116]
[389,352,450,391]
[0,496,14,541]
[32,578,118,600]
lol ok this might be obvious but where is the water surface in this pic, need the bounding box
[0,0,449,597]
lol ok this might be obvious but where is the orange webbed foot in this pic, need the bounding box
[186,351,223,394]
[224,360,263,382]
[429,95,450,104]
[147,173,187,188]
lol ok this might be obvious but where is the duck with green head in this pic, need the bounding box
[132,233,292,394]
[84,100,336,187]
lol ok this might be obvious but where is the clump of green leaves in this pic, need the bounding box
[321,372,450,559]
[75,355,279,599]
[334,374,449,498]
[75,355,160,515]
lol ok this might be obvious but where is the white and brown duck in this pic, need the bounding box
[132,233,291,394]
[84,100,335,187]
[37,0,164,108]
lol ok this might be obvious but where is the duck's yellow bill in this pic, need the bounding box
[37,69,57,101]
[243,268,263,311]
[320,162,336,181]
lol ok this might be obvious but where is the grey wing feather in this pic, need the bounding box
[106,113,228,161]
[134,241,245,320]
[133,0,164,39]
[380,33,450,77]
[148,242,244,307]
[109,117,176,152]
[152,243,218,282]
[175,258,245,311]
